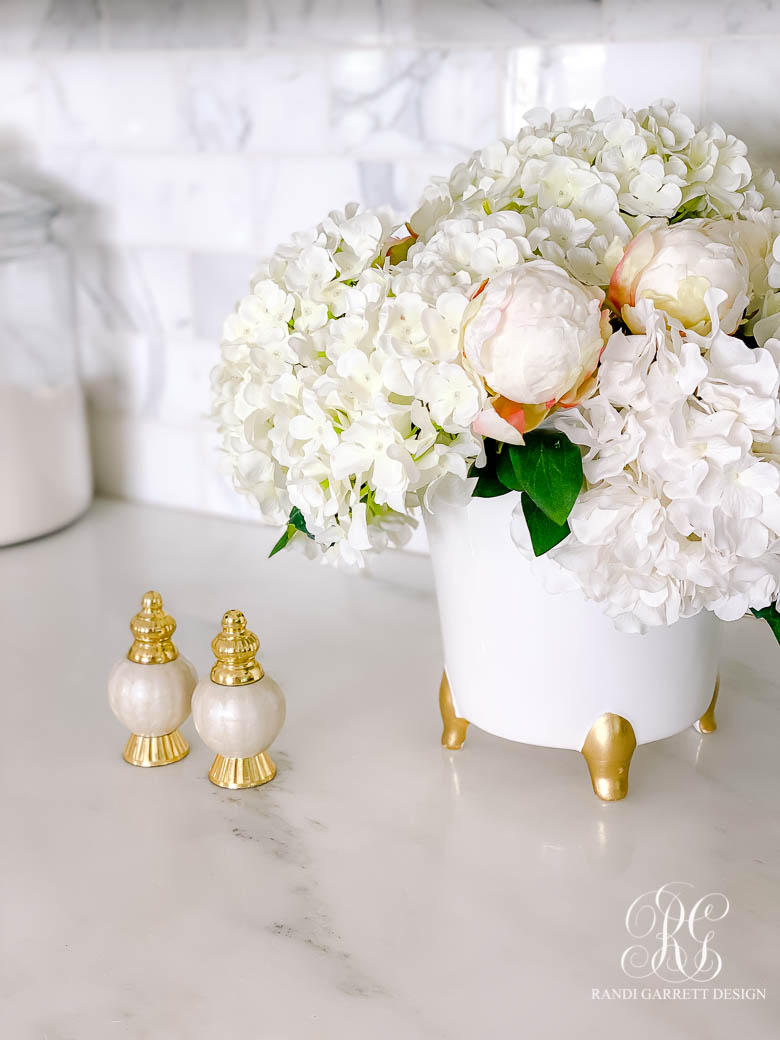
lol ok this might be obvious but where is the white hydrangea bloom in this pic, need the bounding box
[514,298,780,630]
[212,203,482,567]
[214,97,780,629]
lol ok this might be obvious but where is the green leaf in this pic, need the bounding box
[496,443,522,491]
[469,441,511,498]
[268,507,314,559]
[751,603,780,645]
[289,507,313,538]
[269,525,293,558]
[471,466,511,498]
[498,430,583,525]
[521,492,570,557]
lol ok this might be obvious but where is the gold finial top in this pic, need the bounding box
[210,609,264,686]
[127,590,179,664]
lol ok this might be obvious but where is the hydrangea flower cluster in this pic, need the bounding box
[515,296,780,630]
[213,99,780,634]
[213,203,483,565]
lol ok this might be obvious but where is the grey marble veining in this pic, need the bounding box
[0,0,103,52]
[105,0,249,49]
[1,500,778,1038]
[248,0,604,47]
[398,0,604,45]
[36,0,104,50]
[28,48,500,158]
[328,48,501,158]
[249,0,392,47]
[604,0,780,39]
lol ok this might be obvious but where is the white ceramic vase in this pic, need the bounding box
[424,493,721,800]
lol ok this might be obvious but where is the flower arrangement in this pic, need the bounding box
[213,98,780,642]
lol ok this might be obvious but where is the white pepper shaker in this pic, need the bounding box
[192,610,285,789]
[108,591,197,766]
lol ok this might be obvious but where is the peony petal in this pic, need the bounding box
[472,401,525,445]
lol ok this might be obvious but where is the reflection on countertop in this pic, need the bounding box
[1,499,778,1038]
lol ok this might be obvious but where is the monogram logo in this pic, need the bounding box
[621,882,730,983]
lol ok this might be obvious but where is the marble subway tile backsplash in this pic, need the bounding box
[705,38,780,167]
[1,0,779,520]
[503,42,704,131]
[602,0,780,38]
[248,0,605,47]
[105,0,248,50]
[17,49,499,159]
[328,48,501,158]
[0,1,105,52]
[112,155,254,248]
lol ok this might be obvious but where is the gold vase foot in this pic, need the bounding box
[439,670,469,750]
[581,713,636,802]
[694,675,720,734]
[123,729,189,767]
[208,751,276,789]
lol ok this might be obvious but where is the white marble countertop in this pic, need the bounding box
[2,499,779,1039]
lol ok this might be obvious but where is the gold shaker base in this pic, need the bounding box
[695,675,720,734]
[123,729,189,767]
[439,671,469,750]
[208,752,276,789]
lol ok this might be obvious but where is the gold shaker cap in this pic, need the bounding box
[210,610,264,686]
[127,590,179,665]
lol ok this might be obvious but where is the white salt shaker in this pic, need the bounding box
[108,591,197,766]
[192,610,285,789]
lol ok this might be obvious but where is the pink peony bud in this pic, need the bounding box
[609,218,750,335]
[463,261,609,444]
